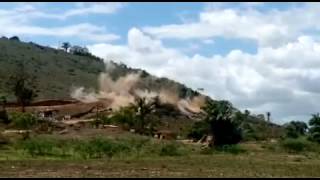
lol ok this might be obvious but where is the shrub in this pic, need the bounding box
[21,137,55,156]
[214,144,247,154]
[200,147,215,155]
[0,134,9,146]
[159,142,184,156]
[200,144,246,155]
[261,142,277,151]
[10,112,39,129]
[75,137,132,159]
[241,122,269,141]
[17,136,191,159]
[187,121,210,141]
[284,121,308,139]
[308,131,320,144]
[280,138,312,153]
[101,116,113,124]
[109,107,135,128]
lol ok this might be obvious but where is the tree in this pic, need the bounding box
[284,121,308,138]
[69,45,89,55]
[266,112,271,122]
[6,62,37,112]
[187,120,210,140]
[308,113,320,143]
[0,96,6,111]
[61,42,71,52]
[109,106,136,129]
[130,96,158,135]
[9,36,20,41]
[202,100,242,146]
[257,114,265,121]
[244,109,250,117]
[233,111,247,127]
[0,95,9,124]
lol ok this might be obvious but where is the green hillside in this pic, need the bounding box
[0,37,200,101]
[0,37,105,100]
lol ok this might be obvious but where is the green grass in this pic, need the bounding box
[9,112,39,129]
[10,135,192,160]
[259,137,320,154]
[280,138,311,153]
[201,144,247,155]
[1,135,320,177]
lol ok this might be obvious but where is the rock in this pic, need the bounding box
[59,129,68,134]
[104,125,118,128]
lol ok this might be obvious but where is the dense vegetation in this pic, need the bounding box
[14,135,189,159]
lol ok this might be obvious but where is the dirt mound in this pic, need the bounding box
[6,99,78,107]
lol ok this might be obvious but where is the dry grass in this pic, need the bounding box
[1,139,320,178]
[0,152,320,178]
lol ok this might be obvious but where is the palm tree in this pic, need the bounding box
[266,112,271,122]
[61,42,71,52]
[130,97,157,135]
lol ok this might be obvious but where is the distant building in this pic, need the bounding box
[38,109,59,121]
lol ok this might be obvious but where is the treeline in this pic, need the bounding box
[187,99,320,147]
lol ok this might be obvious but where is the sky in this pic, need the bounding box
[1,2,320,124]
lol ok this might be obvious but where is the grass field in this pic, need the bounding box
[1,134,320,178]
[1,152,320,178]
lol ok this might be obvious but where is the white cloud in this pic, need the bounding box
[0,21,120,42]
[143,4,320,47]
[88,28,320,124]
[0,4,121,42]
[0,3,125,20]
[62,2,125,19]
[242,2,265,7]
